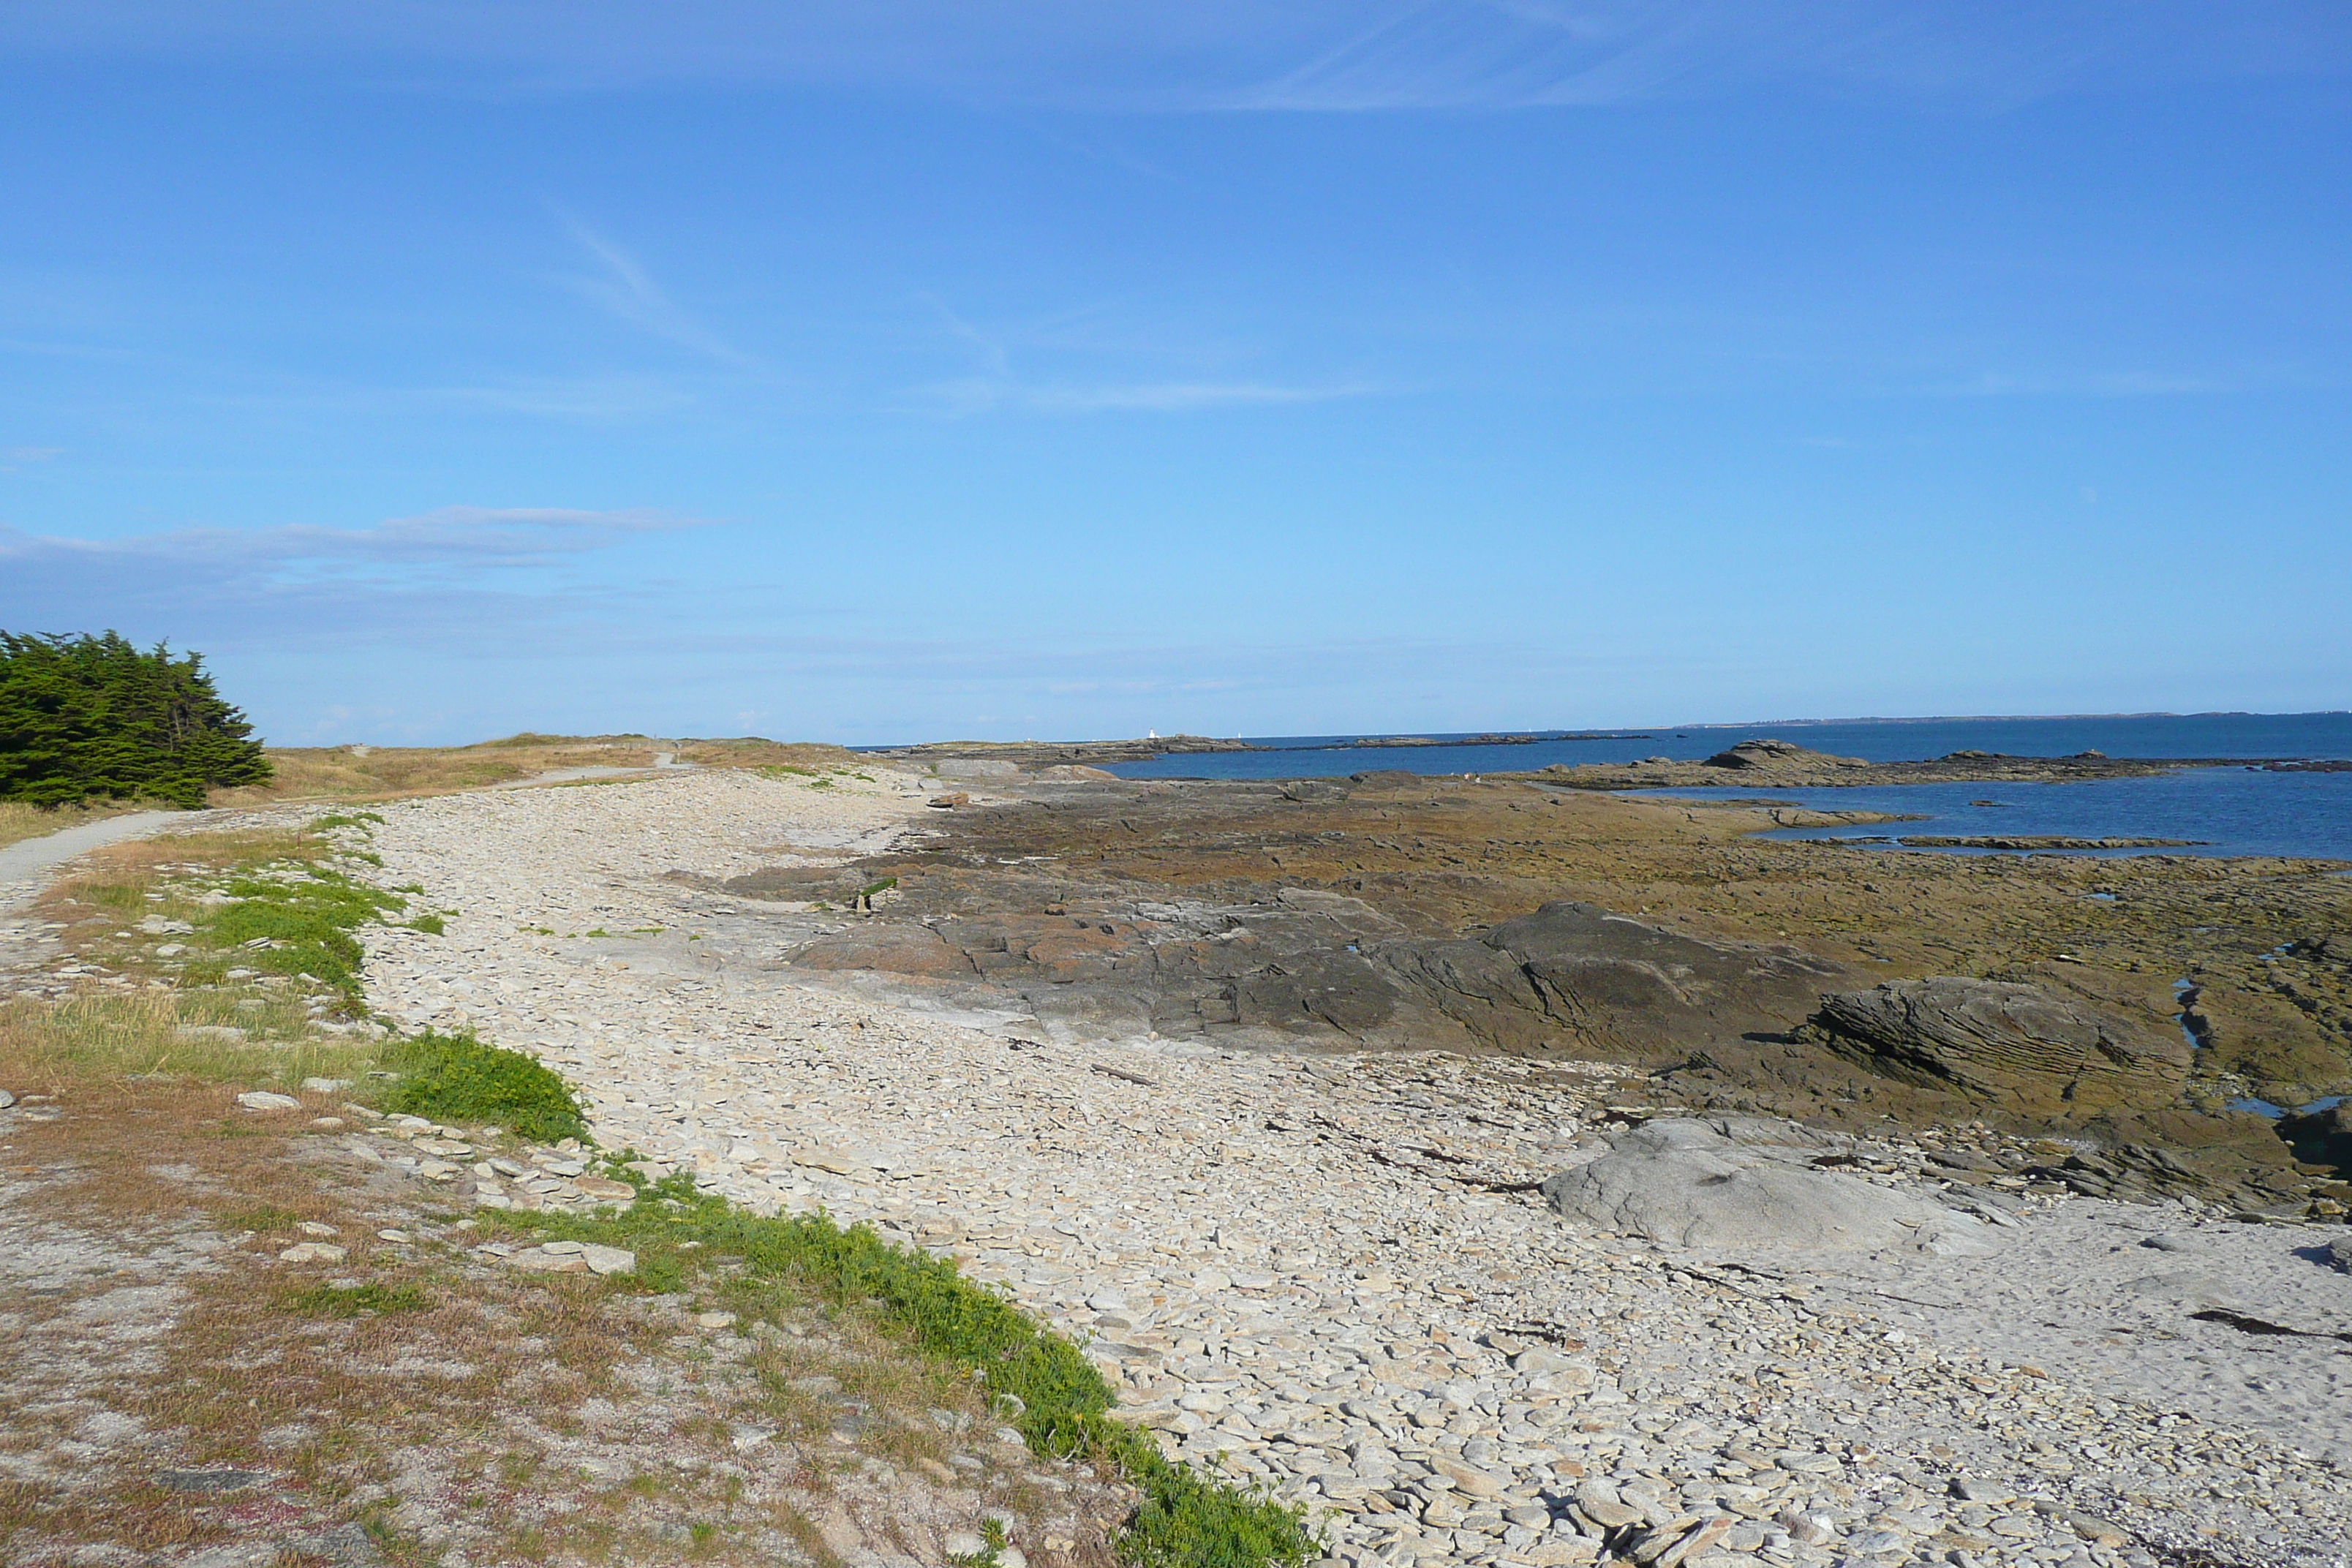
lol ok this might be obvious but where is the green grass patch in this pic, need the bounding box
[859,878,898,898]
[219,1204,302,1233]
[310,811,385,831]
[206,867,406,1000]
[516,1172,1320,1568]
[404,913,447,935]
[283,1280,431,1316]
[380,1030,587,1143]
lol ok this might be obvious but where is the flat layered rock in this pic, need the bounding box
[1809,976,2192,1115]
[1542,1118,1999,1256]
[1479,902,1857,1055]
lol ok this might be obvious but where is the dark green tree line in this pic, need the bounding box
[0,630,271,808]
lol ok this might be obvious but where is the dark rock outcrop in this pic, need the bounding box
[1808,976,2193,1115]
[775,889,1858,1059]
[1703,738,1869,772]
[1477,902,1854,1055]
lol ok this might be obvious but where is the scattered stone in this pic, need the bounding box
[276,1243,347,1264]
[235,1090,301,1112]
[577,1243,636,1275]
[230,755,2343,1568]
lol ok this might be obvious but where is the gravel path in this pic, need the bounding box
[339,771,2351,1568]
[0,810,214,909]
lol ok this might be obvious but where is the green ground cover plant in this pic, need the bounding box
[282,1280,433,1317]
[21,813,1316,1568]
[379,1029,588,1142]
[205,865,405,998]
[0,630,271,807]
[516,1171,1322,1568]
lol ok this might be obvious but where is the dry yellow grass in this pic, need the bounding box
[211,739,662,806]
[671,737,865,772]
[202,734,865,809]
[0,1003,1108,1568]
[0,989,382,1096]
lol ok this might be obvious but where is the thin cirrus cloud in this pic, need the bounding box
[916,377,1387,416]
[0,505,693,572]
[0,508,702,652]
[430,372,704,421]
[554,219,757,366]
[0,1,2338,110]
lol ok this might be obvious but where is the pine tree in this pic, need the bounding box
[0,630,273,808]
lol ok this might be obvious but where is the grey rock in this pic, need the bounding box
[1809,977,2190,1113]
[1478,902,1855,1057]
[1704,739,1869,772]
[1542,1120,1998,1255]
[2138,1232,2203,1252]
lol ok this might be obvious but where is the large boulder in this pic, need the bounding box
[1809,977,2192,1115]
[1542,1119,1998,1255]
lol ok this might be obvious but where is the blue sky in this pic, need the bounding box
[2,2,2347,745]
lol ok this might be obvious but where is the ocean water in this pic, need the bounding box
[1686,767,2352,862]
[1102,712,2352,781]
[1101,712,2352,862]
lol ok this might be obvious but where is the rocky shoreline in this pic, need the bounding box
[314,769,2352,1568]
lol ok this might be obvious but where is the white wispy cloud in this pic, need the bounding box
[555,218,755,365]
[0,1,2336,112]
[917,376,1386,415]
[0,508,712,665]
[0,506,696,581]
[432,372,701,420]
[1026,380,1384,412]
[903,293,1388,415]
[0,445,63,467]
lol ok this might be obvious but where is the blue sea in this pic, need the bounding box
[1101,712,2352,863]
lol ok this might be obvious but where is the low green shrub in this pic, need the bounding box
[283,1280,430,1316]
[208,867,404,999]
[524,1172,1321,1568]
[380,1030,587,1143]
